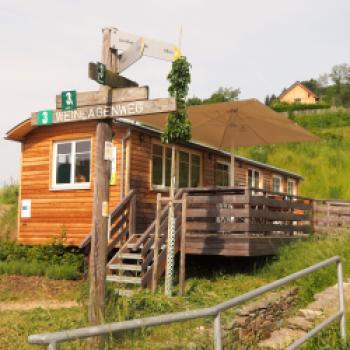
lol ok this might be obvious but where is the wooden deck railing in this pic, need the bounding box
[313,200,350,232]
[183,187,313,236]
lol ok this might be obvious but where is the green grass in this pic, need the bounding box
[237,111,350,199]
[0,260,80,280]
[2,234,350,349]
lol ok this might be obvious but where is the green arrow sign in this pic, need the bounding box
[37,110,53,126]
[61,90,77,111]
[97,62,106,84]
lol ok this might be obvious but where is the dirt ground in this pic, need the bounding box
[0,275,83,305]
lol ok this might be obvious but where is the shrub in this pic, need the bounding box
[0,242,85,280]
[0,184,18,205]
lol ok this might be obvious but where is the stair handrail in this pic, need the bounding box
[79,189,137,250]
[131,189,185,250]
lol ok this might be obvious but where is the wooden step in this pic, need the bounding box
[106,275,142,284]
[108,263,142,271]
[118,253,142,260]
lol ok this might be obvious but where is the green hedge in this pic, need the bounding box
[270,101,331,112]
[0,242,85,280]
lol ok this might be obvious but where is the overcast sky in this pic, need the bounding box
[1,0,349,184]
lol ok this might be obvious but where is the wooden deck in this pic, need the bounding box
[185,233,308,256]
[183,187,313,257]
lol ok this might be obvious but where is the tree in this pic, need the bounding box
[204,87,241,104]
[301,79,321,96]
[186,96,203,106]
[162,56,192,143]
[329,64,350,92]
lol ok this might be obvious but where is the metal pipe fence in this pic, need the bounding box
[28,256,346,349]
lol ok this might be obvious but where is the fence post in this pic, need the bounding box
[213,313,222,350]
[337,260,346,344]
[48,342,58,350]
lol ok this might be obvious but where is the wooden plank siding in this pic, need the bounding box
[18,121,128,245]
[17,121,300,246]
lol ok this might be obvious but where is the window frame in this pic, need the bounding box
[51,138,91,191]
[287,178,297,196]
[272,175,282,193]
[150,142,202,190]
[248,168,262,189]
[215,160,231,187]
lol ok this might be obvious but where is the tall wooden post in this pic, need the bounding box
[88,27,115,350]
[165,145,176,296]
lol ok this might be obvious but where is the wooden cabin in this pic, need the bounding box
[7,117,312,289]
[7,118,303,246]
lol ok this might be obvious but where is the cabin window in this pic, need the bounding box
[52,139,91,189]
[287,179,296,195]
[151,144,201,188]
[215,162,230,186]
[191,154,201,187]
[272,175,282,193]
[152,144,172,187]
[248,169,260,189]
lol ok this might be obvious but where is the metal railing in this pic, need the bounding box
[28,256,346,350]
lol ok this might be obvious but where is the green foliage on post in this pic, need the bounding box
[162,57,192,143]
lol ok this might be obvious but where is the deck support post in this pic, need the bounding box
[152,193,162,293]
[88,27,114,350]
[179,192,187,296]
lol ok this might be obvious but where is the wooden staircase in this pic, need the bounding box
[106,189,184,295]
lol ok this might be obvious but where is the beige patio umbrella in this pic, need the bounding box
[129,98,318,186]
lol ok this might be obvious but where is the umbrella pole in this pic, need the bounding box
[165,145,176,296]
[230,148,235,187]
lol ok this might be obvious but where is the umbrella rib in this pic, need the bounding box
[219,114,234,149]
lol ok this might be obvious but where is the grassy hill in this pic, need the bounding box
[237,111,350,199]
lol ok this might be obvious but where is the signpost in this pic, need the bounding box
[30,27,180,345]
[31,97,176,126]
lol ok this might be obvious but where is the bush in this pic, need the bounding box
[0,185,18,205]
[270,100,331,112]
[0,242,85,280]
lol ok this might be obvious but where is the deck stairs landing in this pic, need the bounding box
[106,190,184,295]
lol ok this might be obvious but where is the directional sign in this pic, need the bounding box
[97,62,106,84]
[56,87,149,109]
[118,38,145,73]
[37,110,53,126]
[31,98,176,126]
[61,90,77,111]
[89,62,138,88]
[111,29,180,62]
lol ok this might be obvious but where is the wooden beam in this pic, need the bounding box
[89,62,138,88]
[56,87,149,109]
